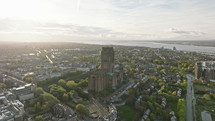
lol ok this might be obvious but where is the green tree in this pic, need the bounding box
[145,119,150,121]
[41,93,60,107]
[35,115,42,121]
[58,79,67,88]
[153,102,162,109]
[62,93,69,102]
[149,113,156,121]
[68,90,76,99]
[150,76,157,81]
[159,92,176,102]
[177,99,186,121]
[0,83,6,89]
[66,80,77,90]
[172,91,177,95]
[210,93,215,100]
[35,87,44,97]
[126,88,138,105]
[49,85,66,99]
[180,80,187,87]
[34,102,41,112]
[148,102,154,111]
[76,104,88,115]
[23,76,33,83]
[78,78,88,88]
[31,93,60,114]
[203,94,211,101]
[160,69,166,73]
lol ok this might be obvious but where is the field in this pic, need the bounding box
[195,98,215,121]
[194,83,211,91]
[116,105,138,121]
[193,81,215,121]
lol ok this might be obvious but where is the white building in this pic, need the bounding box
[11,83,36,101]
[0,91,25,121]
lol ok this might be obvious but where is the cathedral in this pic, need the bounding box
[195,61,215,81]
[88,47,123,92]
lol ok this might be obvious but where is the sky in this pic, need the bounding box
[0,0,215,42]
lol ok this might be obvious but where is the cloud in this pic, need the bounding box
[109,0,176,9]
[0,0,215,41]
[169,28,205,36]
[38,23,112,35]
[38,23,156,39]
[0,18,110,35]
[0,18,156,41]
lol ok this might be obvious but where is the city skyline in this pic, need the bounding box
[0,0,215,42]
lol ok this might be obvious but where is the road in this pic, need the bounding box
[154,51,166,60]
[105,80,134,101]
[46,55,53,64]
[186,74,195,121]
[0,69,22,80]
[92,97,108,117]
[6,75,27,85]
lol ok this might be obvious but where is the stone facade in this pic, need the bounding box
[195,62,202,79]
[195,61,215,81]
[88,47,123,92]
[88,71,107,92]
[101,47,114,72]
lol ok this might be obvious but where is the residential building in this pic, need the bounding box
[201,111,212,121]
[53,103,75,118]
[0,91,24,121]
[100,104,117,121]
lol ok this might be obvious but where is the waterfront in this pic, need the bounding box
[81,41,215,54]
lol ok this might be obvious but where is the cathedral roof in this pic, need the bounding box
[107,72,113,76]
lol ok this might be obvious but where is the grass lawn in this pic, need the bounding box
[117,105,138,121]
[194,81,215,121]
[194,83,211,91]
[195,98,215,121]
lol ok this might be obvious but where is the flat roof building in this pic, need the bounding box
[11,83,36,101]
[0,91,24,121]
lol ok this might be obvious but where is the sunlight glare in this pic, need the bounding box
[0,0,50,20]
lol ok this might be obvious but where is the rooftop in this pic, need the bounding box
[0,91,24,121]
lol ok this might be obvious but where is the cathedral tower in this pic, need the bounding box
[101,47,114,72]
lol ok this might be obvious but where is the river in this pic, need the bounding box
[80,41,215,54]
